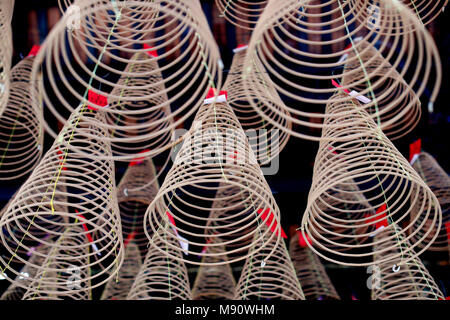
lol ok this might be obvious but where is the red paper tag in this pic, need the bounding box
[87,90,108,111]
[166,211,176,227]
[205,87,228,100]
[297,230,311,247]
[409,139,421,163]
[143,44,158,57]
[366,204,389,230]
[28,45,41,57]
[129,149,151,166]
[331,79,350,94]
[257,208,287,238]
[124,231,136,247]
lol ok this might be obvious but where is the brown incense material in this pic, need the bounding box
[234,226,305,300]
[301,91,442,266]
[242,0,442,140]
[410,152,450,252]
[0,53,43,180]
[127,229,192,300]
[223,47,291,165]
[33,0,222,161]
[289,233,340,300]
[144,101,283,266]
[0,106,124,293]
[371,225,444,300]
[101,242,142,300]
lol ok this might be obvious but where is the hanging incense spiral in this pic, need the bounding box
[127,230,192,300]
[371,225,444,300]
[410,152,450,252]
[289,232,340,300]
[117,155,160,256]
[33,0,222,161]
[0,48,43,181]
[243,0,442,140]
[191,244,236,300]
[234,226,305,300]
[0,107,124,293]
[144,100,283,266]
[301,91,442,266]
[101,242,142,300]
[223,46,291,165]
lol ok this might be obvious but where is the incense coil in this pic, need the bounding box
[371,226,444,300]
[215,0,268,30]
[0,106,124,291]
[301,91,442,266]
[234,227,305,300]
[410,152,450,251]
[341,40,421,140]
[223,48,291,165]
[103,51,174,160]
[0,0,14,115]
[191,244,236,300]
[144,101,283,266]
[101,242,142,300]
[117,156,160,256]
[127,230,192,300]
[243,0,442,141]
[0,54,44,180]
[289,233,340,300]
[0,243,51,300]
[33,0,222,161]
[21,225,94,300]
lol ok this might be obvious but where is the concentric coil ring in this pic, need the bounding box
[0,54,44,180]
[127,230,192,300]
[215,0,268,30]
[0,106,124,293]
[100,242,142,300]
[223,48,291,165]
[371,226,444,300]
[243,0,442,140]
[144,101,283,266]
[410,152,450,251]
[234,227,305,300]
[289,233,340,300]
[32,0,222,161]
[301,92,442,266]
